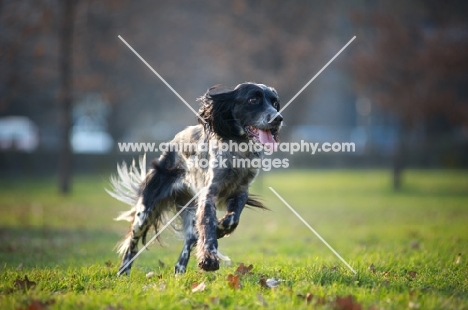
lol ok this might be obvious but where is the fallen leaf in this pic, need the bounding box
[455,253,461,264]
[334,295,362,310]
[21,299,55,310]
[158,259,165,268]
[14,275,36,291]
[235,263,253,275]
[408,270,417,278]
[105,261,113,267]
[191,282,206,292]
[227,274,241,289]
[368,263,376,273]
[146,271,155,278]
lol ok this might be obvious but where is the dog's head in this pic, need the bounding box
[198,82,283,148]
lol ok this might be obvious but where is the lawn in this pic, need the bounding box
[0,170,467,309]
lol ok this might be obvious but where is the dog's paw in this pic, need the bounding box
[174,263,187,274]
[216,213,238,238]
[198,253,219,271]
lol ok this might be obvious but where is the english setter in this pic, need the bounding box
[108,82,283,275]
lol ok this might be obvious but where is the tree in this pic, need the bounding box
[350,3,468,189]
[58,0,76,194]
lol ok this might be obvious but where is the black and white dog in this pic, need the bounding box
[108,82,283,275]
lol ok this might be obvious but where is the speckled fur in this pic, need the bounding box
[108,83,283,275]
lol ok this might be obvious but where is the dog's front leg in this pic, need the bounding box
[217,191,247,239]
[196,186,220,271]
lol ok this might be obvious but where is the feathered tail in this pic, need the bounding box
[106,154,148,256]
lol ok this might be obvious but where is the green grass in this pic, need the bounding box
[0,170,467,309]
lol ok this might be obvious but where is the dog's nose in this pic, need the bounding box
[270,113,283,125]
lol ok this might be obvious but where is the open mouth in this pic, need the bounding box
[245,125,278,150]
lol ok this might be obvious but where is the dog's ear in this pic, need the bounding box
[198,86,238,138]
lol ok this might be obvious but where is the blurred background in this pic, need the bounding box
[0,0,467,193]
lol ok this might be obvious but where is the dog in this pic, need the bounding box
[107,82,283,275]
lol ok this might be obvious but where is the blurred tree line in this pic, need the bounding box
[0,0,467,192]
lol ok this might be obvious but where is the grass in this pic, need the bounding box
[0,169,467,309]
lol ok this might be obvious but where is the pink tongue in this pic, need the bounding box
[258,129,276,150]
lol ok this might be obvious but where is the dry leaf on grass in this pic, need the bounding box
[191,282,206,292]
[334,295,362,310]
[368,263,376,273]
[14,275,36,291]
[408,270,417,278]
[227,274,241,289]
[158,259,165,268]
[235,263,253,275]
[21,299,55,310]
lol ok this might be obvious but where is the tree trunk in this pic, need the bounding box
[58,0,76,194]
[392,128,404,191]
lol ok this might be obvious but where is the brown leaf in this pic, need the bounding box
[334,295,362,310]
[227,274,241,289]
[22,298,55,310]
[408,270,417,278]
[158,259,165,268]
[191,282,206,292]
[105,261,113,267]
[14,275,36,291]
[235,263,253,275]
[368,263,376,273]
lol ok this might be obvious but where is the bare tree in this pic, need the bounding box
[350,3,468,189]
[58,0,76,194]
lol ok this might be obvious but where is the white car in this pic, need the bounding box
[0,116,39,152]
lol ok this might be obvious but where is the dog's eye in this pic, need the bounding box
[249,97,259,104]
[272,101,279,109]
